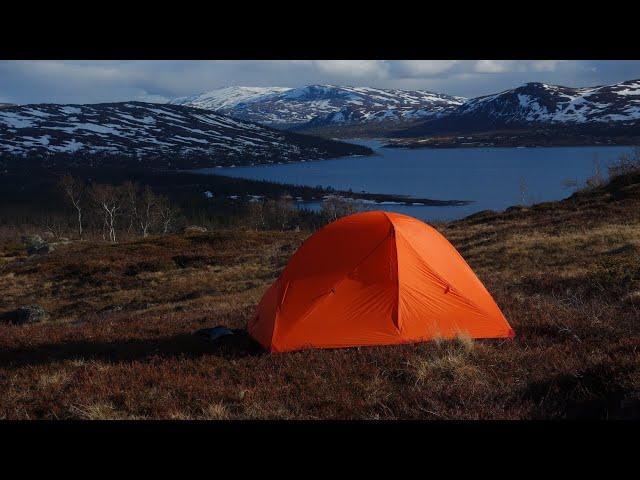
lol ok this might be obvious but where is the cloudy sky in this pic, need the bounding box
[1,60,640,105]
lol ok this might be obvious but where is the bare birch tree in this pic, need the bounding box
[270,194,295,230]
[59,174,85,239]
[321,195,361,223]
[157,195,179,234]
[137,186,158,237]
[122,180,139,235]
[90,184,125,243]
[247,201,266,230]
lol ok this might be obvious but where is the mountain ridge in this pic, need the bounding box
[395,78,640,138]
[0,101,371,167]
[169,80,640,140]
[169,84,466,130]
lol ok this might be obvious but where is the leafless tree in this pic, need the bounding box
[121,181,140,234]
[321,195,362,223]
[608,147,640,178]
[59,174,85,239]
[137,186,159,237]
[246,200,266,230]
[271,194,295,230]
[41,214,67,240]
[157,195,179,234]
[90,183,125,243]
[585,155,606,190]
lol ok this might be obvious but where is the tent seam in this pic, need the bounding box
[381,212,401,333]
[268,279,281,352]
[271,279,293,351]
[394,224,488,318]
[280,219,395,343]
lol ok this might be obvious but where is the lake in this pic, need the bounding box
[198,140,635,221]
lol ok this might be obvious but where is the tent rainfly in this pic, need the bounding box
[249,211,514,352]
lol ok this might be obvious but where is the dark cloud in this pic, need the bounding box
[1,60,640,104]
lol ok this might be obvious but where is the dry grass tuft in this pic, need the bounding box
[69,402,124,420]
[200,402,230,420]
[38,370,71,390]
[455,332,475,352]
[428,351,480,383]
[410,339,479,387]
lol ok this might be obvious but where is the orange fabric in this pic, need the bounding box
[248,211,514,352]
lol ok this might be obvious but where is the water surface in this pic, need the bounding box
[198,140,633,221]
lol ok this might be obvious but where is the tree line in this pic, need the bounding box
[244,194,363,231]
[55,174,365,242]
[58,175,180,242]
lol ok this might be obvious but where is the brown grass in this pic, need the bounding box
[1,173,640,419]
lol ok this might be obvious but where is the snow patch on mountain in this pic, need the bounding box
[170,86,290,111]
[459,79,640,125]
[169,85,466,129]
[0,101,370,163]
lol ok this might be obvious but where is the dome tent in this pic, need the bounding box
[249,211,514,353]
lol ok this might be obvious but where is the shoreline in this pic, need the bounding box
[383,137,640,150]
[190,171,473,207]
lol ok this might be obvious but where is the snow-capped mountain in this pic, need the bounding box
[398,79,640,137]
[170,86,290,111]
[0,102,371,165]
[169,85,466,129]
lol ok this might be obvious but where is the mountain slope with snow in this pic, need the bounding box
[0,102,371,166]
[169,86,290,111]
[169,85,466,130]
[397,79,640,137]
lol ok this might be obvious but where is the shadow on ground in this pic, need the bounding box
[523,367,640,420]
[0,330,263,368]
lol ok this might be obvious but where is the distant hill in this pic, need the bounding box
[169,84,465,131]
[169,80,640,142]
[0,101,371,167]
[170,86,290,111]
[394,79,640,138]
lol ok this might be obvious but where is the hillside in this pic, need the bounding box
[1,171,639,419]
[170,86,291,111]
[0,101,371,167]
[169,85,465,131]
[393,79,640,141]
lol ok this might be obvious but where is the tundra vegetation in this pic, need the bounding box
[0,150,639,419]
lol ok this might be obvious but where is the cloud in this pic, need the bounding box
[472,60,563,74]
[312,60,389,78]
[530,60,562,72]
[1,60,639,104]
[0,60,161,104]
[473,60,511,74]
[23,61,137,82]
[389,60,458,78]
[303,60,460,82]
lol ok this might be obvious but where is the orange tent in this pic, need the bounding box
[249,211,514,352]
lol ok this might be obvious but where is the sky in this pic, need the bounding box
[1,60,640,105]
